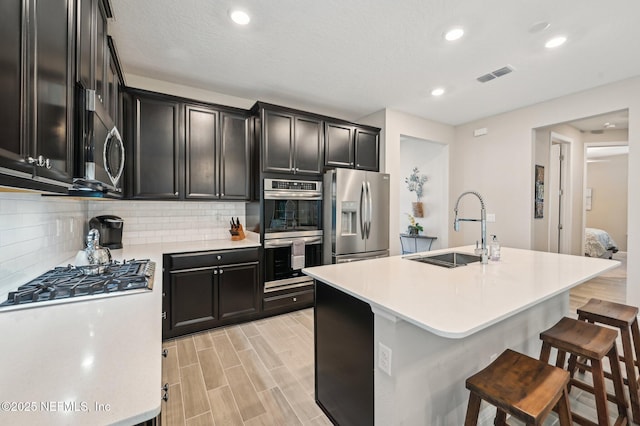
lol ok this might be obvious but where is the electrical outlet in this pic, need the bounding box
[378,342,392,376]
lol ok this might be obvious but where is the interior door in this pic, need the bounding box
[548,143,566,253]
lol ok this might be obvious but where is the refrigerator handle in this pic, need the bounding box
[366,181,372,238]
[360,181,366,239]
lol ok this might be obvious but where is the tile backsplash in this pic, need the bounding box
[0,192,246,300]
[0,192,87,300]
[87,200,245,245]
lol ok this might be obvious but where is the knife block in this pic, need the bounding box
[231,224,246,241]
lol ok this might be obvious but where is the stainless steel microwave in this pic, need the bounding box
[73,84,124,195]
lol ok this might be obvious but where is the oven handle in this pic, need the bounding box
[264,192,322,200]
[264,236,323,248]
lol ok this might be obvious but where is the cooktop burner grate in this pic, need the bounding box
[2,259,154,307]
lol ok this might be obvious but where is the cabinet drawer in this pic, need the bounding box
[167,247,259,270]
[264,288,314,311]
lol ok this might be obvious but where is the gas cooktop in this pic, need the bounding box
[1,259,155,309]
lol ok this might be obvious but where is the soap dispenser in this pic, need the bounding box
[490,235,501,261]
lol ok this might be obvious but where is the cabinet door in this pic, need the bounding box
[263,109,293,173]
[0,0,29,174]
[324,122,355,168]
[132,96,181,199]
[218,262,260,320]
[185,105,218,199]
[166,268,218,338]
[293,116,323,174]
[94,0,108,110]
[220,111,250,199]
[76,0,94,89]
[32,0,74,183]
[354,128,379,171]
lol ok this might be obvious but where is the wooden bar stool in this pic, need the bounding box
[577,298,640,424]
[464,349,572,425]
[540,316,629,426]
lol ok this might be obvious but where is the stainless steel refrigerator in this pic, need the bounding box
[323,168,390,264]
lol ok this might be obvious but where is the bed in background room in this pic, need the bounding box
[585,227,619,258]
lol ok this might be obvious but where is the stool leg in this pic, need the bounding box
[619,324,640,423]
[540,342,552,363]
[494,409,507,425]
[630,318,640,423]
[591,357,612,426]
[556,386,573,426]
[608,345,630,420]
[464,392,481,426]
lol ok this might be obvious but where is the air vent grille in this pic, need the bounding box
[477,65,515,83]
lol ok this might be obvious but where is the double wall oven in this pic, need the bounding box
[263,178,323,294]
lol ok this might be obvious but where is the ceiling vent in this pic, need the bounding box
[477,65,515,83]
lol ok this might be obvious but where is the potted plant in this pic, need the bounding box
[407,214,423,235]
[405,167,428,217]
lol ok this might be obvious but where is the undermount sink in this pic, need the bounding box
[406,252,482,268]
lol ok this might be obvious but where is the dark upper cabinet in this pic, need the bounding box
[32,0,74,183]
[354,128,379,171]
[261,107,322,175]
[263,109,294,173]
[325,120,380,172]
[0,0,29,176]
[185,105,218,199]
[325,122,355,168]
[185,105,250,200]
[131,94,181,199]
[294,116,323,174]
[220,111,251,199]
[0,0,74,188]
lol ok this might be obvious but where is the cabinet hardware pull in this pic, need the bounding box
[219,269,224,274]
[213,270,218,275]
[293,297,297,302]
[217,255,222,260]
[162,349,168,358]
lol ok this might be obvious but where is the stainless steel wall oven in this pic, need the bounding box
[263,178,323,293]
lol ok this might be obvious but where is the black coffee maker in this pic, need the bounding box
[89,215,124,249]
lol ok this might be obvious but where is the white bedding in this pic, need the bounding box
[584,227,619,258]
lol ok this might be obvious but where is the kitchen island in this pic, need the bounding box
[0,238,260,426]
[302,246,619,426]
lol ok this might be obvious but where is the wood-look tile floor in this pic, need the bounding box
[161,308,332,426]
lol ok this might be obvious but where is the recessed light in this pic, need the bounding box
[444,28,464,41]
[230,10,250,25]
[545,36,567,49]
[529,21,550,34]
[431,88,445,97]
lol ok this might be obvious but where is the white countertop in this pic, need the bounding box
[303,246,619,339]
[0,237,260,425]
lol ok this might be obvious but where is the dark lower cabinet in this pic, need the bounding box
[315,280,374,426]
[218,262,259,320]
[163,247,260,339]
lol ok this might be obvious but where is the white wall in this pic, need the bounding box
[399,137,448,250]
[452,75,640,307]
[360,109,455,255]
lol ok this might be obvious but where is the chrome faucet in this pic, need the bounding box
[453,191,488,264]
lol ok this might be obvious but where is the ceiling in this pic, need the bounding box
[108,0,640,125]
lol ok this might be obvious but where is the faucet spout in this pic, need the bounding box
[453,191,488,264]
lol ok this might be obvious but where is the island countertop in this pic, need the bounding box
[302,246,619,338]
